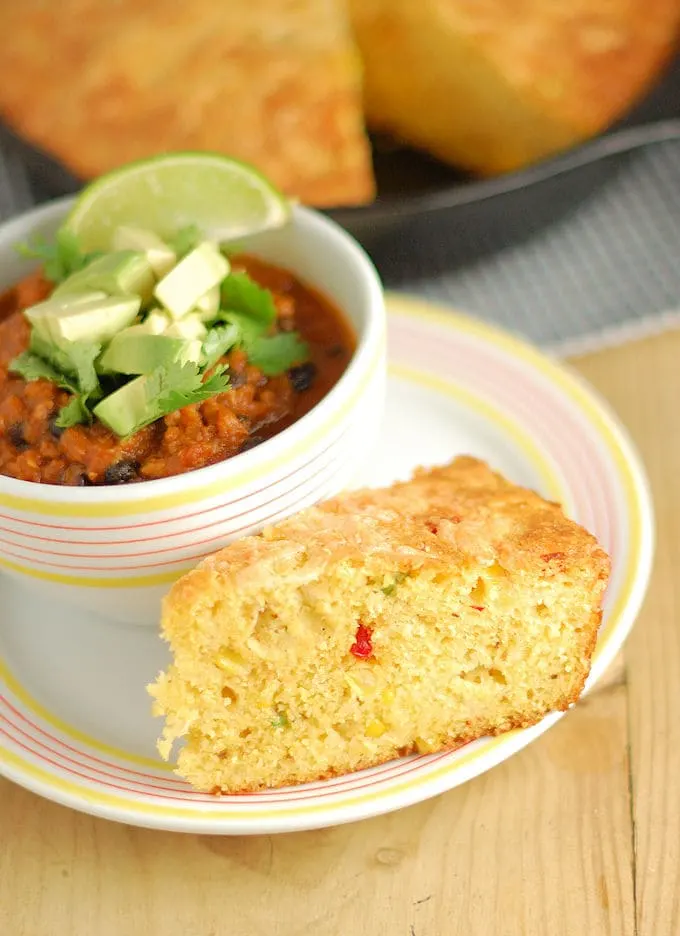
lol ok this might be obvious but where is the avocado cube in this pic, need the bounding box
[99,331,201,375]
[25,291,108,343]
[165,315,208,341]
[53,250,155,304]
[112,226,177,278]
[29,294,141,345]
[194,284,220,322]
[142,310,172,334]
[154,242,229,320]
[93,375,151,437]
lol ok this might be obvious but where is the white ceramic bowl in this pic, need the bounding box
[0,198,386,623]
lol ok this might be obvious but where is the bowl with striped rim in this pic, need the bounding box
[0,198,386,624]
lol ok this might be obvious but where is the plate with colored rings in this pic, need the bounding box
[0,294,654,835]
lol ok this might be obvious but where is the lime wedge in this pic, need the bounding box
[63,152,291,252]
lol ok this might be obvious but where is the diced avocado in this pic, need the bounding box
[93,375,151,437]
[29,294,141,345]
[154,241,229,320]
[96,325,150,373]
[25,291,108,343]
[182,339,203,364]
[142,309,172,335]
[104,324,153,339]
[112,225,177,278]
[194,284,220,322]
[29,328,86,378]
[53,250,155,304]
[99,330,201,375]
[165,315,208,340]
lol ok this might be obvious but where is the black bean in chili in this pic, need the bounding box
[62,464,95,486]
[104,459,139,485]
[288,362,317,393]
[240,435,264,453]
[8,423,28,451]
[47,414,65,439]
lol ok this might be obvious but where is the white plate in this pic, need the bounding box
[0,295,654,834]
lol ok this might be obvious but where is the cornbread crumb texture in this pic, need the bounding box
[149,457,610,793]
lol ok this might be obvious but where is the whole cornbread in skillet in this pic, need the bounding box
[149,457,610,793]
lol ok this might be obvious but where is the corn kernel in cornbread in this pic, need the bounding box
[149,457,610,793]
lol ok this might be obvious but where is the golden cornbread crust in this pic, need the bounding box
[349,0,680,175]
[0,0,374,207]
[150,457,610,793]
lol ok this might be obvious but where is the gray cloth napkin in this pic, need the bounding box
[384,139,680,353]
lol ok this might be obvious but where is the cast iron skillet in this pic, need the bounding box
[332,54,680,235]
[2,53,679,272]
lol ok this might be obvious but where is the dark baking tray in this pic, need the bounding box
[3,52,679,276]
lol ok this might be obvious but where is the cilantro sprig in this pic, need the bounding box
[246,333,309,376]
[201,322,239,370]
[218,269,309,374]
[146,359,230,423]
[221,272,277,328]
[28,332,102,397]
[10,341,101,427]
[55,396,90,429]
[9,350,76,391]
[16,229,102,284]
[98,359,230,438]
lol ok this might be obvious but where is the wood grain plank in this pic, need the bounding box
[572,330,680,936]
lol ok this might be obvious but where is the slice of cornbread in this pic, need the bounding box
[149,457,610,793]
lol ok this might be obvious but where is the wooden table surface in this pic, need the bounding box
[1,327,677,936]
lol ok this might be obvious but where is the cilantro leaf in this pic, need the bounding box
[220,310,267,348]
[115,360,231,437]
[16,229,102,283]
[27,332,101,399]
[61,340,101,397]
[169,225,201,258]
[218,304,309,377]
[221,272,276,329]
[9,351,74,390]
[28,332,84,386]
[200,366,231,395]
[16,237,66,282]
[246,333,309,376]
[154,363,230,414]
[11,338,101,429]
[55,396,89,429]
[201,323,239,370]
[9,352,91,428]
[144,357,202,402]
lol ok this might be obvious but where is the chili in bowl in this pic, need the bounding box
[0,197,385,624]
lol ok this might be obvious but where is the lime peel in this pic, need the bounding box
[63,152,291,252]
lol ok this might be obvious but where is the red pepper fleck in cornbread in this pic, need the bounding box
[148,456,610,793]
